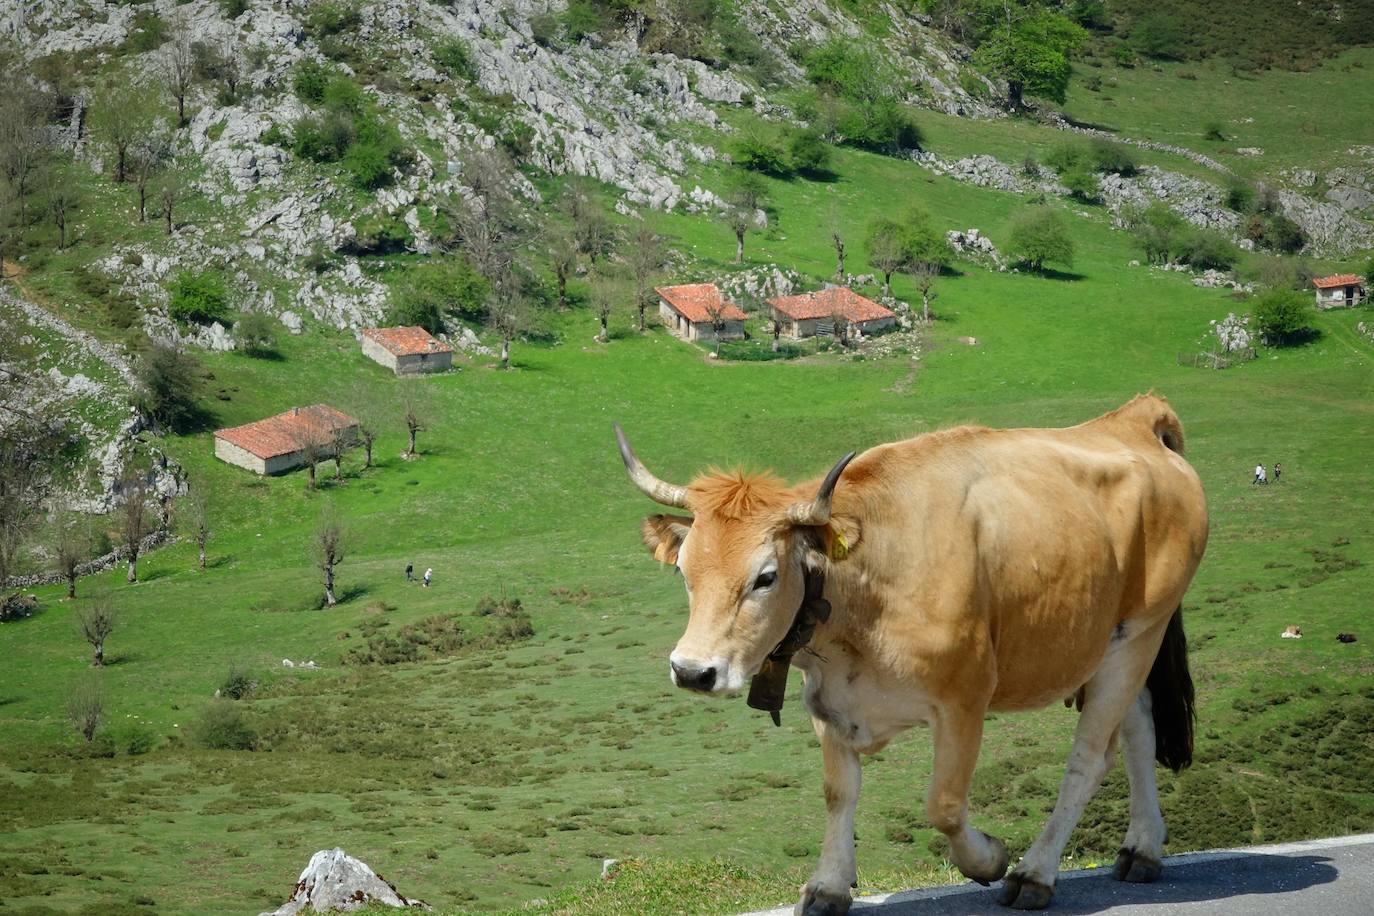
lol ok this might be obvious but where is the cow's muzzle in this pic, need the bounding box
[670,659,718,692]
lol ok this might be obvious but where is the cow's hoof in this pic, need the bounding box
[997,873,1054,910]
[1112,847,1163,884]
[960,832,1010,886]
[795,882,852,916]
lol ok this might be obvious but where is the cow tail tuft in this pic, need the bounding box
[1147,607,1195,772]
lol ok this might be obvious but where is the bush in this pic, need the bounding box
[1204,121,1228,142]
[1126,202,1185,263]
[434,38,475,81]
[839,98,923,153]
[388,258,489,331]
[734,130,790,176]
[168,271,230,325]
[135,342,205,433]
[234,312,278,357]
[1061,165,1100,202]
[1247,213,1305,253]
[789,129,831,176]
[220,0,249,18]
[293,60,331,105]
[292,113,353,162]
[109,721,157,756]
[305,1,361,37]
[561,1,605,43]
[476,595,524,617]
[220,664,257,700]
[1132,13,1189,60]
[1251,287,1317,346]
[1007,205,1075,272]
[343,141,393,189]
[1089,138,1138,176]
[191,700,258,750]
[1179,228,1239,270]
[1226,179,1255,212]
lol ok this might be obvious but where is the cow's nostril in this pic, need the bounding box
[671,661,717,692]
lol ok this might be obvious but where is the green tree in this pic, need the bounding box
[387,259,488,332]
[233,312,278,357]
[723,171,768,263]
[1126,202,1185,264]
[789,129,831,176]
[958,2,1088,110]
[1251,287,1316,346]
[168,271,230,324]
[1007,204,1075,271]
[866,217,910,297]
[134,341,204,433]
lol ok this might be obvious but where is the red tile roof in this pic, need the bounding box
[767,287,896,323]
[361,326,453,356]
[655,283,747,323]
[215,405,358,460]
[1313,274,1363,289]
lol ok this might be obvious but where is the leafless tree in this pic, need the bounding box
[702,299,731,357]
[66,674,104,742]
[129,129,171,222]
[287,420,327,491]
[312,507,345,608]
[0,80,51,224]
[485,273,535,369]
[770,314,782,353]
[88,85,154,184]
[439,149,519,281]
[565,183,614,264]
[326,422,350,482]
[912,261,939,324]
[590,269,626,343]
[548,226,578,311]
[347,384,384,469]
[398,384,427,458]
[74,592,118,667]
[162,15,196,128]
[48,169,75,250]
[159,172,182,235]
[724,173,767,264]
[53,512,91,599]
[827,204,846,280]
[179,486,210,570]
[625,224,665,331]
[120,477,150,582]
[831,310,851,348]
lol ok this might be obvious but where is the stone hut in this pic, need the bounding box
[656,283,747,342]
[214,405,360,475]
[767,287,897,339]
[1313,274,1365,309]
[360,326,454,374]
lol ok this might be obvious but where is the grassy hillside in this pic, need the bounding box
[3,35,1374,916]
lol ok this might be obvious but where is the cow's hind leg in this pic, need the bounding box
[797,723,861,916]
[1113,689,1166,883]
[928,702,1009,886]
[998,626,1162,910]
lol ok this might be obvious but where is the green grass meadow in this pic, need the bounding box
[4,53,1374,916]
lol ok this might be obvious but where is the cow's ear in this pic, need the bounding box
[822,516,862,561]
[642,514,692,565]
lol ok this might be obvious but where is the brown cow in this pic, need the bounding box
[615,395,1208,913]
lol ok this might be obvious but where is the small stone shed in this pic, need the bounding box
[656,283,747,342]
[767,287,897,339]
[360,326,454,374]
[214,405,360,475]
[1312,274,1366,309]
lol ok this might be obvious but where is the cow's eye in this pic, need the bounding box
[753,571,777,591]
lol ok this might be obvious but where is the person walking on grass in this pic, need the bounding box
[423,567,432,588]
[1253,463,1266,485]
[405,563,413,582]
[1273,462,1282,483]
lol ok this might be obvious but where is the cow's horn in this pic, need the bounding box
[787,451,857,526]
[614,423,689,509]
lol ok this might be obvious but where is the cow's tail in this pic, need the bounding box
[1146,607,1195,772]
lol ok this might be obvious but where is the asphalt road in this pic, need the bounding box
[741,833,1374,915]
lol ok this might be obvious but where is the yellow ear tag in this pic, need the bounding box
[830,531,849,561]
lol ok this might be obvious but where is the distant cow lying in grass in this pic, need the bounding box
[615,395,1208,913]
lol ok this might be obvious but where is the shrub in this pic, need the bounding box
[234,312,278,357]
[135,342,204,433]
[1226,179,1256,212]
[1251,287,1317,346]
[292,114,353,162]
[734,130,791,176]
[1132,13,1189,60]
[839,98,923,153]
[110,721,157,756]
[1247,213,1305,253]
[124,10,167,53]
[789,129,831,175]
[1007,205,1075,272]
[220,664,257,700]
[1061,165,1100,202]
[293,60,331,105]
[1089,138,1138,176]
[220,0,249,18]
[305,1,360,37]
[191,700,258,750]
[343,141,393,189]
[1045,140,1086,173]
[1204,122,1228,142]
[1126,202,1185,264]
[434,38,476,81]
[322,77,366,115]
[476,595,524,617]
[561,1,605,43]
[1179,228,1239,270]
[388,258,489,330]
[168,271,230,325]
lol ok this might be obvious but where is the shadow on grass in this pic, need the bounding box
[238,348,286,362]
[336,584,370,604]
[1030,266,1088,282]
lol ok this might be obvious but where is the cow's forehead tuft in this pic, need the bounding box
[687,469,792,521]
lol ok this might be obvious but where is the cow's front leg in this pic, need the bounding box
[797,723,861,916]
[928,701,1009,886]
